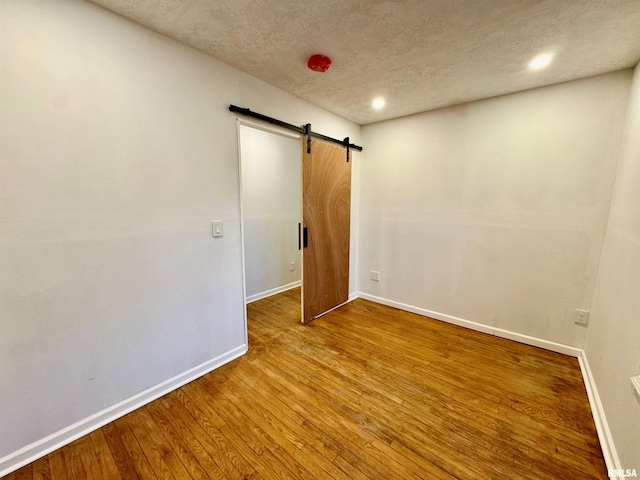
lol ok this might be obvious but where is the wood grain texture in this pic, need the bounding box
[5,288,607,479]
[302,139,351,322]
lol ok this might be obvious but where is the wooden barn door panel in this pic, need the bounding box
[302,139,351,323]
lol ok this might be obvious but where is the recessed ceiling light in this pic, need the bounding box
[528,53,553,71]
[372,97,386,110]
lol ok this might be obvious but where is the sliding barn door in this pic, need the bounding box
[302,139,351,323]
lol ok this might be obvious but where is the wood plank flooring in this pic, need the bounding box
[6,288,607,479]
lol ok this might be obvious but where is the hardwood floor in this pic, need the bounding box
[6,288,607,479]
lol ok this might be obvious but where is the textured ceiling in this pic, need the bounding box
[89,0,640,125]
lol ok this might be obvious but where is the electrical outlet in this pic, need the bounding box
[574,309,589,325]
[631,375,640,397]
[290,262,295,272]
[370,270,380,282]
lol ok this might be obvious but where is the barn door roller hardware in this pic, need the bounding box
[229,105,362,161]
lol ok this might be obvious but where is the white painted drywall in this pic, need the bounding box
[586,63,640,469]
[240,126,301,300]
[359,72,631,348]
[0,0,360,461]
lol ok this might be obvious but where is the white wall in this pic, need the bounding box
[240,125,301,300]
[0,0,360,465]
[359,72,631,348]
[586,63,640,469]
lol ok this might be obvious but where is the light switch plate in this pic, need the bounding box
[212,221,223,238]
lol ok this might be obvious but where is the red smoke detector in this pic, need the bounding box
[307,54,331,72]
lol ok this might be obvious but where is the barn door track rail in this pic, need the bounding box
[229,105,362,161]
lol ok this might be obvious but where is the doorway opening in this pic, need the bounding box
[238,121,303,329]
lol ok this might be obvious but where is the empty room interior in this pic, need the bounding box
[2,0,640,478]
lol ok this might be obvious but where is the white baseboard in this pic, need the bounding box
[356,292,583,357]
[578,351,622,473]
[0,344,248,478]
[246,281,301,304]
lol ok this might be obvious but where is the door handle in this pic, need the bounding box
[303,227,308,248]
[298,223,301,250]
